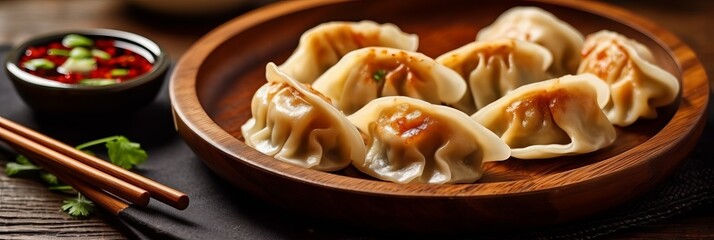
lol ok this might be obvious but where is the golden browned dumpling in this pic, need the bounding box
[477,6,584,77]
[241,63,365,171]
[312,47,466,115]
[472,74,615,159]
[348,97,510,184]
[578,30,679,126]
[437,39,553,114]
[279,21,418,84]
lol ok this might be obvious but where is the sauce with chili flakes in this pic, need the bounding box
[19,35,153,85]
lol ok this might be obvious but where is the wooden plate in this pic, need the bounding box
[169,0,708,232]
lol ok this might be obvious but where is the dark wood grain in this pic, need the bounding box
[170,0,707,233]
[0,161,127,239]
[1,0,713,239]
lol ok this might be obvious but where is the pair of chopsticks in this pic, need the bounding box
[0,116,188,215]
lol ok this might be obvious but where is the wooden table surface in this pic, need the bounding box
[0,0,712,239]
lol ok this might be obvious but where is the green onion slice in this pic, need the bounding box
[91,49,111,60]
[373,69,387,81]
[59,58,96,73]
[62,34,93,48]
[110,69,129,77]
[47,49,70,56]
[69,47,92,59]
[22,58,55,71]
[79,79,118,86]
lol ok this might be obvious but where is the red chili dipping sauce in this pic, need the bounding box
[19,34,154,86]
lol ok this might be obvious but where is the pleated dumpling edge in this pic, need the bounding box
[241,63,366,171]
[348,96,510,184]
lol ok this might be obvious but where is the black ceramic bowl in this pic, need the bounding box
[4,29,169,116]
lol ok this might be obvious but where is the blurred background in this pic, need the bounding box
[0,0,274,62]
[0,0,711,87]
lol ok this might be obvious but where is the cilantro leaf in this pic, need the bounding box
[49,185,77,194]
[40,172,59,185]
[75,136,120,150]
[5,162,39,176]
[106,136,147,169]
[6,155,41,176]
[49,185,74,191]
[75,135,147,170]
[61,193,94,217]
[16,155,32,165]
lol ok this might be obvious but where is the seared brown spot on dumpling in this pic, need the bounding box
[300,83,333,104]
[360,49,426,97]
[376,103,439,145]
[580,39,630,82]
[503,89,571,148]
[313,47,465,115]
[348,97,510,184]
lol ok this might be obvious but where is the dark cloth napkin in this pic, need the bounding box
[1,45,713,239]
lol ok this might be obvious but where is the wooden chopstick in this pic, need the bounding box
[34,157,129,215]
[0,125,150,206]
[0,116,189,210]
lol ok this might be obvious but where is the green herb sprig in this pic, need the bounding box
[75,135,147,170]
[3,135,147,217]
[61,193,95,217]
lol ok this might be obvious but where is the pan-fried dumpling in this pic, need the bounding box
[436,39,553,114]
[577,30,679,126]
[476,6,584,77]
[472,74,615,159]
[279,21,419,84]
[313,47,466,115]
[347,96,510,184]
[241,63,366,171]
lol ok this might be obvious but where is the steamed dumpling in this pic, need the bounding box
[279,21,419,84]
[312,47,467,115]
[241,63,366,171]
[476,6,584,77]
[577,30,679,126]
[436,39,553,114]
[472,74,615,159]
[348,96,510,184]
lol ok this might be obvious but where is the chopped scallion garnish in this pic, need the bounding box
[62,34,93,48]
[69,47,92,59]
[47,49,70,56]
[110,68,129,77]
[59,58,96,73]
[91,49,110,60]
[373,69,387,81]
[78,79,117,86]
[22,58,55,71]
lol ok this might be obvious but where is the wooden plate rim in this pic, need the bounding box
[169,0,709,197]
